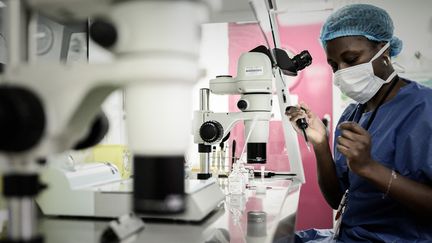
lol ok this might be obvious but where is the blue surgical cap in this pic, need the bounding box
[320,4,403,57]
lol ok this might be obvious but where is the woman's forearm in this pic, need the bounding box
[360,161,432,220]
[314,140,344,209]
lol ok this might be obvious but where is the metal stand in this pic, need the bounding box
[197,89,212,180]
[1,174,45,243]
[197,144,212,180]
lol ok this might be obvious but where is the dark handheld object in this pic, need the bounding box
[286,106,310,144]
[297,118,309,144]
[286,106,309,130]
[296,118,308,130]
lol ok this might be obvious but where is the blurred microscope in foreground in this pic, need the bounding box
[0,0,220,242]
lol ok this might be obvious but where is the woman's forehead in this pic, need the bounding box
[325,36,372,57]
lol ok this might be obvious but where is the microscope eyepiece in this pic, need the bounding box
[250,46,312,76]
[291,50,312,72]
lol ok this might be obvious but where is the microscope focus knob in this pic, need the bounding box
[200,121,223,143]
[237,100,248,111]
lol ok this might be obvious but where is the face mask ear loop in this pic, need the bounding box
[370,42,391,63]
[392,61,406,73]
[384,71,398,84]
[372,42,396,84]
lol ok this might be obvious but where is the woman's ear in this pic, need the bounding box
[383,55,390,66]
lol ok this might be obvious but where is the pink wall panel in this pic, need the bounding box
[228,23,334,230]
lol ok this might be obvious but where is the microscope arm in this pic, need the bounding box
[273,69,305,183]
[1,51,199,160]
[203,111,271,144]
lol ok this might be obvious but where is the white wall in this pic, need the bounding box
[186,23,229,167]
[193,23,229,113]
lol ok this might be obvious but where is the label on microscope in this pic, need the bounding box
[245,66,264,76]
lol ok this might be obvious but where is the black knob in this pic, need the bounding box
[199,121,223,143]
[0,87,45,152]
[237,100,248,111]
[90,19,117,49]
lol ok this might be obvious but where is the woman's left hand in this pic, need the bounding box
[336,121,377,176]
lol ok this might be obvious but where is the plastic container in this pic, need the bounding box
[228,163,245,194]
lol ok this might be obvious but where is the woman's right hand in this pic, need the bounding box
[285,103,328,146]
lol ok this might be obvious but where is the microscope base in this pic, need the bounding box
[138,178,225,221]
[36,164,225,222]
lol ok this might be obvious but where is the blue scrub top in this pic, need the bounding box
[333,80,432,242]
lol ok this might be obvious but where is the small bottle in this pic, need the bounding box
[239,162,250,186]
[211,146,217,171]
[228,163,245,195]
[223,143,229,174]
[256,166,267,194]
[228,193,246,225]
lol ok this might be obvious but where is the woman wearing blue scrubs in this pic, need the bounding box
[286,4,432,242]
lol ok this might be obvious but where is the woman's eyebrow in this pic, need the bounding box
[340,50,363,57]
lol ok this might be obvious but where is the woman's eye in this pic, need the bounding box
[345,57,358,64]
[327,62,338,72]
[331,65,338,72]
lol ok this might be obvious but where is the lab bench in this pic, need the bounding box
[11,178,301,243]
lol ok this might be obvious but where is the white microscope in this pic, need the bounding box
[193,45,312,179]
[193,51,272,180]
[0,0,219,242]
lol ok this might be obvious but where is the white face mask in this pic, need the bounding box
[333,42,397,104]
